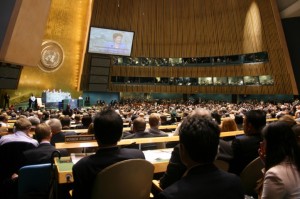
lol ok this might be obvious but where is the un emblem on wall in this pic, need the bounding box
[38,40,64,72]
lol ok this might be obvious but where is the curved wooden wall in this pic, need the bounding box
[82,0,298,95]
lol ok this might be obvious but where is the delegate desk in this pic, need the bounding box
[122,124,178,132]
[55,131,244,150]
[62,124,178,135]
[55,148,173,184]
[55,135,180,150]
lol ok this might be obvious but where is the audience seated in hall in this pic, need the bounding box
[72,108,145,199]
[23,123,69,166]
[258,121,300,198]
[123,117,163,150]
[46,118,76,146]
[156,112,243,199]
[228,110,266,175]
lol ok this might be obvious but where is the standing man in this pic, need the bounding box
[3,93,10,109]
[29,94,36,109]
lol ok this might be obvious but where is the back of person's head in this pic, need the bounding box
[93,108,123,145]
[131,114,138,122]
[133,117,146,132]
[211,112,221,125]
[221,117,238,132]
[160,115,167,122]
[46,118,62,134]
[15,118,32,131]
[0,115,8,122]
[28,116,40,126]
[234,114,243,125]
[191,108,211,117]
[244,110,266,133]
[35,123,51,142]
[50,114,58,119]
[87,123,94,134]
[262,121,300,171]
[60,116,71,127]
[74,114,81,123]
[179,114,220,165]
[81,115,92,128]
[43,111,50,120]
[149,113,160,127]
[278,114,297,127]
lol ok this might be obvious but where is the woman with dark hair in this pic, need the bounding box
[259,121,300,198]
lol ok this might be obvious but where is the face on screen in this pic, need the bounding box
[88,27,134,56]
[114,36,122,44]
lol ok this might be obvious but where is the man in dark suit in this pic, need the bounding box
[23,123,69,165]
[3,93,10,109]
[145,113,168,136]
[157,114,243,199]
[72,108,145,199]
[46,118,76,145]
[228,110,266,175]
[123,117,164,150]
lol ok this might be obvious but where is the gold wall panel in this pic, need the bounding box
[15,0,92,101]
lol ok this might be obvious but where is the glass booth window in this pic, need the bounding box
[244,76,259,85]
[228,77,244,85]
[259,75,274,85]
[213,77,228,85]
[198,77,213,85]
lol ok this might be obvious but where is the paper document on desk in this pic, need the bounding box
[71,153,95,164]
[143,149,172,163]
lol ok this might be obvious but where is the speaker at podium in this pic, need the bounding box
[78,99,84,108]
[62,99,78,109]
[62,99,70,110]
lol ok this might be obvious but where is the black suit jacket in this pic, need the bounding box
[123,131,166,150]
[157,164,244,199]
[23,142,69,165]
[160,140,233,189]
[228,134,262,175]
[72,146,145,199]
[50,131,76,146]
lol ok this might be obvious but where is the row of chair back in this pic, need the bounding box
[17,159,154,199]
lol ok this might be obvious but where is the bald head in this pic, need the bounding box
[190,108,211,117]
[133,117,146,132]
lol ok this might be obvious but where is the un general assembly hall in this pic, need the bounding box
[1,0,300,199]
[1,0,300,104]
